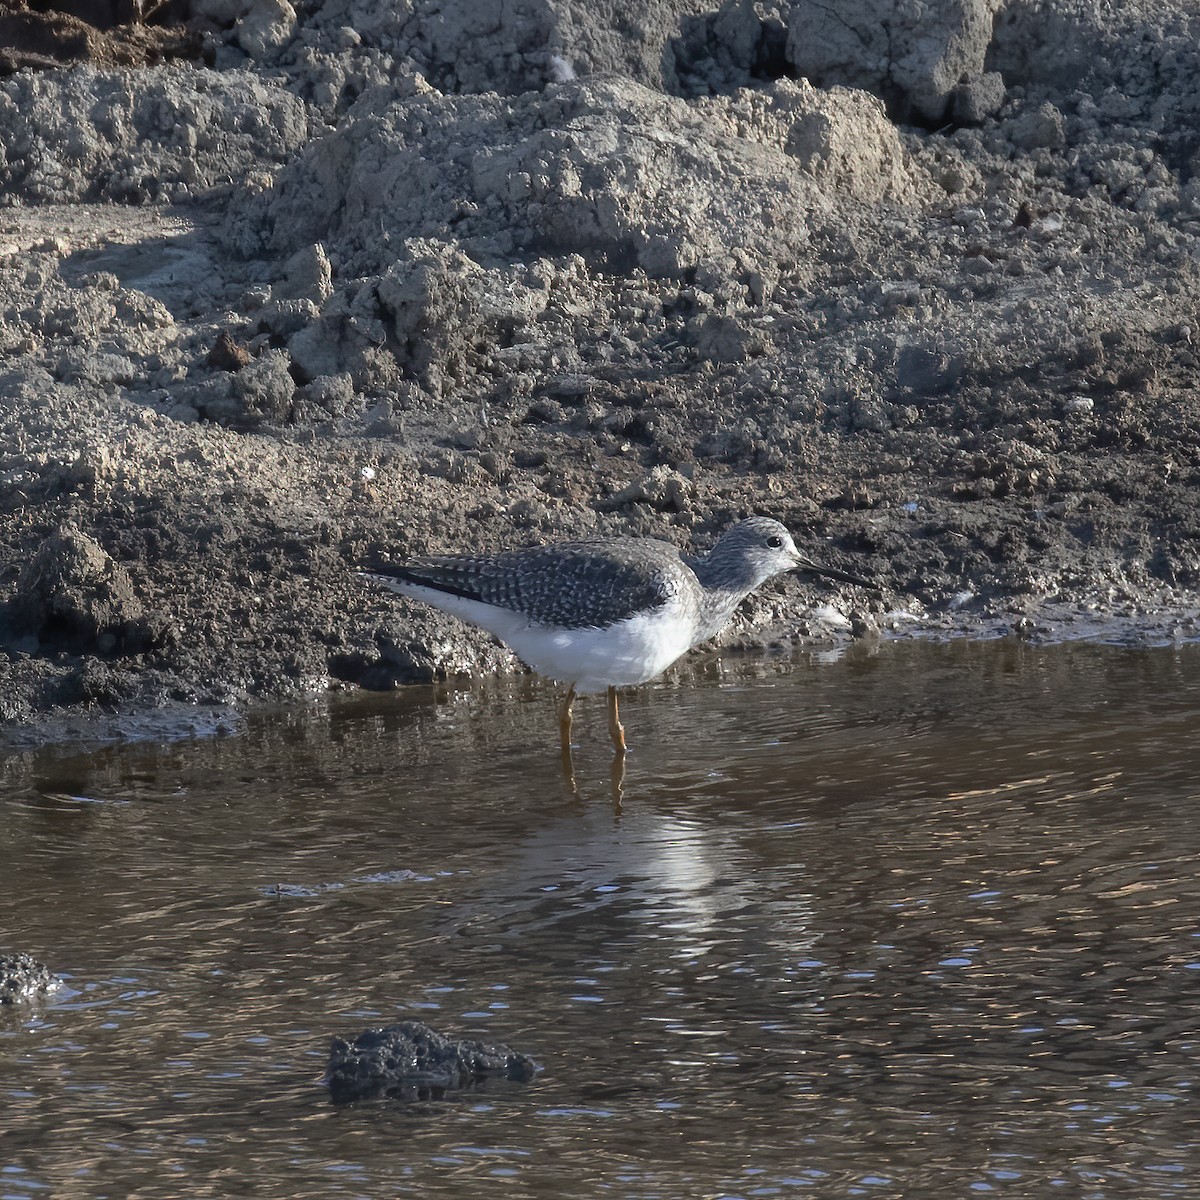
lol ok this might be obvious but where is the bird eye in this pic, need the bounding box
[766,535,783,548]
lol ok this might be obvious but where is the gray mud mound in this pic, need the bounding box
[255,73,925,393]
[212,0,750,97]
[0,953,59,1004]
[0,64,308,202]
[326,1020,540,1104]
[265,75,920,279]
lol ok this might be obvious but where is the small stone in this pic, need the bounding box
[275,243,333,305]
[234,349,296,425]
[255,298,320,338]
[598,465,694,512]
[235,0,297,59]
[838,484,874,510]
[166,402,201,424]
[296,373,355,419]
[13,527,156,654]
[952,206,987,229]
[693,315,770,363]
[241,285,271,311]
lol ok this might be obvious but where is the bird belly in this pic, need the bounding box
[512,607,696,693]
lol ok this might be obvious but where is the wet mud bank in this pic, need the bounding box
[2,0,1199,732]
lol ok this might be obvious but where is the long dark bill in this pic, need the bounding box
[793,556,878,591]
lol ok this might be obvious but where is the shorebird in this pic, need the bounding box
[362,517,871,755]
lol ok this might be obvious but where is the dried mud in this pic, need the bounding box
[2,0,1199,738]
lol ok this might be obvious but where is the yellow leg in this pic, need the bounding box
[607,686,626,755]
[609,751,625,811]
[559,685,577,755]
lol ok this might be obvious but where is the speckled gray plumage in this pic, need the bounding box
[367,537,681,629]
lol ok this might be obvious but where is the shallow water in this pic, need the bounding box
[2,639,1199,1199]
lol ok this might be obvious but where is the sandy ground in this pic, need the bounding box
[1,0,1199,739]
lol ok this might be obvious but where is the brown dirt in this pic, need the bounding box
[0,1,197,74]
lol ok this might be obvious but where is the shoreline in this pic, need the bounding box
[4,608,1198,754]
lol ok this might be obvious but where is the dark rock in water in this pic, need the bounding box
[326,1020,539,1104]
[0,953,58,1005]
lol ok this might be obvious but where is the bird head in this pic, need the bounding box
[707,517,875,591]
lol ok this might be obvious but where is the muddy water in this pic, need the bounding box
[2,640,1199,1199]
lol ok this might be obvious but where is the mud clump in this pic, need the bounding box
[10,526,163,655]
[0,63,308,203]
[326,1021,540,1105]
[263,75,917,285]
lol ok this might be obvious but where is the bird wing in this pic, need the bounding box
[365,540,677,629]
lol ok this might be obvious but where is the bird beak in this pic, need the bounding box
[792,554,878,590]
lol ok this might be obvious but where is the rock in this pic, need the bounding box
[274,243,333,305]
[371,613,512,683]
[179,372,237,422]
[293,372,355,421]
[0,954,59,1005]
[894,343,963,395]
[374,241,552,396]
[786,0,998,124]
[287,316,346,382]
[693,314,771,363]
[598,466,694,512]
[779,82,915,203]
[55,350,137,387]
[326,1020,539,1104]
[666,0,780,95]
[235,0,297,61]
[254,298,320,339]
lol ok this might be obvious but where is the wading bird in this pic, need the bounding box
[362,517,872,756]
